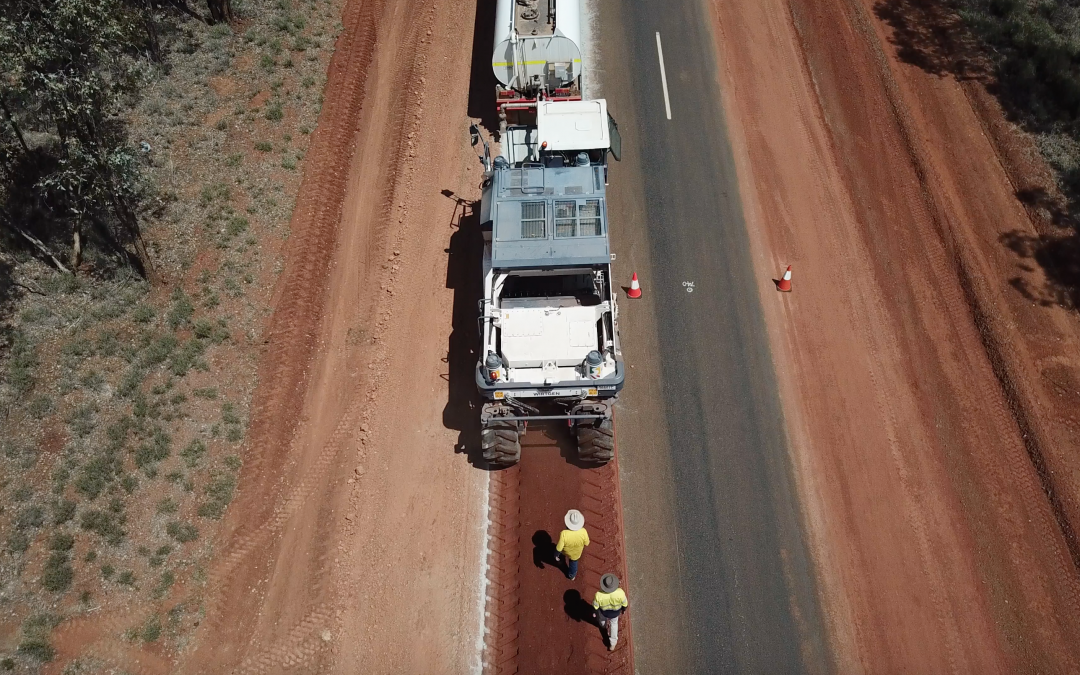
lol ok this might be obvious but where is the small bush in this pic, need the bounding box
[142,616,162,642]
[169,338,207,376]
[133,305,155,323]
[157,497,179,514]
[116,570,136,586]
[41,552,73,592]
[200,182,231,205]
[16,505,45,530]
[6,531,30,553]
[27,395,54,418]
[167,288,195,329]
[142,334,179,367]
[255,141,272,152]
[198,472,237,519]
[6,332,38,396]
[181,439,207,467]
[121,474,139,494]
[101,564,115,579]
[17,639,54,662]
[282,156,297,170]
[75,453,122,499]
[80,509,127,546]
[193,387,218,399]
[52,499,76,525]
[153,570,176,599]
[265,101,284,122]
[67,403,98,437]
[49,533,75,551]
[166,520,199,543]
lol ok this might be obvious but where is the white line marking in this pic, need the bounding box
[656,31,672,120]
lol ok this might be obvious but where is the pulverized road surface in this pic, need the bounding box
[597,0,834,672]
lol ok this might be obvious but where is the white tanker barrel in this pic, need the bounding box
[492,0,583,93]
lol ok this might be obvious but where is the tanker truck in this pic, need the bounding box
[468,0,625,468]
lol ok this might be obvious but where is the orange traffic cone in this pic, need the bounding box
[627,273,642,298]
[776,265,792,292]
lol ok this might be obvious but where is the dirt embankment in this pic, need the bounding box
[709,0,1080,671]
[176,0,488,671]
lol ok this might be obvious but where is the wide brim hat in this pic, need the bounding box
[600,573,619,593]
[564,509,584,531]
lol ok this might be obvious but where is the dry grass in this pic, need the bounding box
[0,0,344,667]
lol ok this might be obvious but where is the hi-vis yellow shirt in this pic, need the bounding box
[593,588,629,613]
[556,528,590,561]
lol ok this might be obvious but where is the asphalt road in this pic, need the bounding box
[595,0,834,672]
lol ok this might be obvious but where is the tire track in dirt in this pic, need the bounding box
[202,0,440,654]
[712,0,1080,667]
[178,0,392,668]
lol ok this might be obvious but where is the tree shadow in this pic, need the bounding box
[873,0,988,81]
[442,192,493,470]
[873,0,1080,311]
[467,0,500,137]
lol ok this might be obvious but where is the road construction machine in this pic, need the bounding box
[469,0,624,467]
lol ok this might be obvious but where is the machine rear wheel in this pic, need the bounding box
[576,418,614,464]
[482,420,521,466]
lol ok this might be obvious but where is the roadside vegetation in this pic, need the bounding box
[951,0,1080,307]
[0,0,341,668]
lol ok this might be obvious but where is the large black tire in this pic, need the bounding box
[482,420,521,466]
[576,418,614,464]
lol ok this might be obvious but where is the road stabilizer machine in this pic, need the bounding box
[470,0,625,467]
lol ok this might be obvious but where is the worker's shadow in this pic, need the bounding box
[532,530,560,570]
[563,590,598,626]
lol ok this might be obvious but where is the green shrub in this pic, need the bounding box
[255,141,273,152]
[198,472,237,519]
[157,497,179,514]
[16,505,45,530]
[6,531,30,553]
[101,564,115,579]
[41,552,73,592]
[116,570,136,586]
[80,509,127,545]
[134,427,171,469]
[6,332,38,396]
[169,338,207,376]
[181,439,207,467]
[265,101,284,122]
[133,305,155,323]
[166,520,199,543]
[167,288,195,329]
[142,616,162,642]
[142,334,179,367]
[17,639,54,662]
[75,453,122,499]
[27,395,54,418]
[49,533,75,551]
[52,499,76,525]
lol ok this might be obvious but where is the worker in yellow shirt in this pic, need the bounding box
[593,573,629,650]
[553,509,590,580]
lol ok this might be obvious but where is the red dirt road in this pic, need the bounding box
[176,0,490,671]
[483,427,633,675]
[711,0,1080,671]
